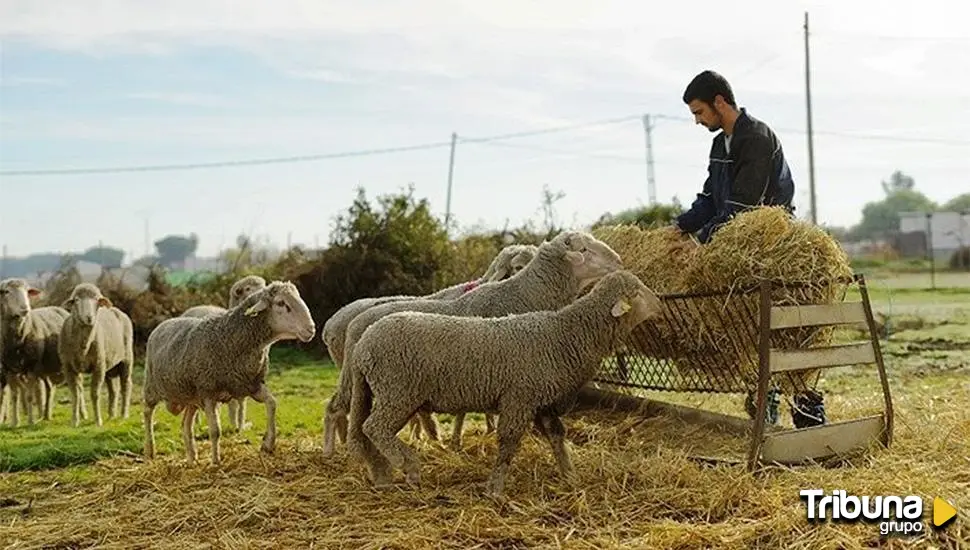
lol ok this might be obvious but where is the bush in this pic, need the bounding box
[949,246,970,270]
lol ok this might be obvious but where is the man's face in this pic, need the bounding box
[687,98,722,132]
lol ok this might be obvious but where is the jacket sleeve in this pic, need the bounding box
[674,166,716,233]
[696,134,774,242]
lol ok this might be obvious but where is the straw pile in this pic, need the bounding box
[1,390,965,549]
[592,207,854,394]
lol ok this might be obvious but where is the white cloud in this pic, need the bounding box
[0,75,67,87]
[124,91,237,108]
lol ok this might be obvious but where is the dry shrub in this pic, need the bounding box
[594,207,855,394]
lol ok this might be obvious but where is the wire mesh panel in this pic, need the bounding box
[595,278,854,395]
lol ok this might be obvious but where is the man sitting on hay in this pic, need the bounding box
[672,69,827,429]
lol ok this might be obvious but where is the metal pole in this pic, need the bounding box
[926,212,936,289]
[804,11,818,224]
[642,114,657,206]
[444,131,458,229]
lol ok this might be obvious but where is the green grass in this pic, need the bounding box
[0,347,341,473]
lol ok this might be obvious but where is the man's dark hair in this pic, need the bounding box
[683,70,736,107]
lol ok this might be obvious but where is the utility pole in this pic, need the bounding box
[1,244,6,278]
[444,131,458,230]
[642,114,657,206]
[143,214,151,257]
[804,11,818,224]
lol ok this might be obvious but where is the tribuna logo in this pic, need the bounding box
[800,489,924,536]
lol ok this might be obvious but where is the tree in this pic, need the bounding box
[79,245,125,268]
[154,233,199,267]
[942,193,970,213]
[880,170,915,194]
[849,171,937,240]
[592,199,684,229]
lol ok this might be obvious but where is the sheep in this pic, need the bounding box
[180,274,268,431]
[346,269,663,495]
[0,278,69,427]
[57,283,135,427]
[331,230,623,455]
[142,281,316,464]
[320,243,537,456]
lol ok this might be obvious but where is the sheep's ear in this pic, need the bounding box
[244,299,269,317]
[490,266,509,281]
[61,298,75,309]
[564,250,585,266]
[97,296,113,308]
[27,287,41,297]
[611,298,632,317]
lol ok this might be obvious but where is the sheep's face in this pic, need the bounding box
[244,282,316,343]
[557,232,624,288]
[509,248,537,276]
[606,272,663,327]
[0,279,40,323]
[229,276,267,308]
[63,290,113,327]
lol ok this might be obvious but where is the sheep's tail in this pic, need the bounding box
[346,366,373,456]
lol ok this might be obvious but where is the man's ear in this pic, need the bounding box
[611,298,632,318]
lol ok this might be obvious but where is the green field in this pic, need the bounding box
[1,270,968,548]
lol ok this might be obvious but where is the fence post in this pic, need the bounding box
[925,212,936,290]
[444,132,458,232]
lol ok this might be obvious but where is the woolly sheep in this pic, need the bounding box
[142,281,315,464]
[58,283,135,427]
[320,243,537,456]
[180,274,268,431]
[0,278,69,427]
[333,230,623,454]
[347,269,663,495]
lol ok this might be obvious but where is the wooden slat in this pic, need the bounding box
[769,342,876,373]
[770,302,869,329]
[760,415,886,465]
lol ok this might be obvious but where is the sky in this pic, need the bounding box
[1,0,968,260]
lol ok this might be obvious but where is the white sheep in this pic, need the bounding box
[142,281,316,464]
[320,243,537,456]
[58,283,135,427]
[0,278,69,427]
[346,269,662,495]
[332,231,623,454]
[180,274,268,431]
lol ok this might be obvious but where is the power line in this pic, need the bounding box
[3,112,968,177]
[0,115,642,177]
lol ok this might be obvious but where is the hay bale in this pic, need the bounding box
[595,207,854,395]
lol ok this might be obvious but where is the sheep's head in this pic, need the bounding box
[551,231,624,289]
[485,244,539,282]
[242,281,316,343]
[597,270,662,328]
[62,283,113,327]
[228,275,267,308]
[0,278,41,324]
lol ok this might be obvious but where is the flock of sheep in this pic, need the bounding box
[0,230,663,496]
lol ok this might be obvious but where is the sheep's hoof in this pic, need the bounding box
[405,470,421,487]
[260,440,275,454]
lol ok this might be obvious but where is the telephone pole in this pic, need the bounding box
[804,11,818,224]
[642,114,657,206]
[444,131,458,230]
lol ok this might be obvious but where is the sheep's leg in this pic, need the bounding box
[121,363,132,419]
[346,372,392,486]
[66,371,82,427]
[42,376,55,421]
[0,384,6,424]
[361,401,423,487]
[450,413,466,451]
[486,410,530,497]
[227,399,239,431]
[485,413,496,434]
[143,401,158,459]
[322,373,351,456]
[181,405,199,463]
[250,384,277,454]
[24,375,38,425]
[90,368,105,427]
[237,398,250,431]
[78,383,88,420]
[417,411,439,442]
[407,415,422,440]
[106,376,118,419]
[202,398,222,465]
[535,414,574,478]
[9,377,21,428]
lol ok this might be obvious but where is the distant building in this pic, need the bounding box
[898,211,970,261]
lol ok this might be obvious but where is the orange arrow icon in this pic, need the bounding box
[933,497,957,527]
